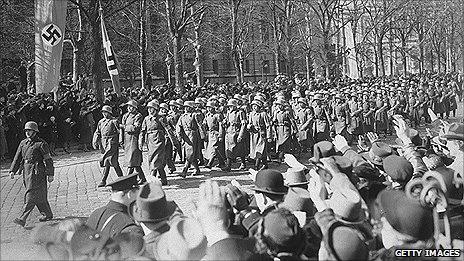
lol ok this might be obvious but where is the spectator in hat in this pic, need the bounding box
[92,105,124,187]
[129,182,182,258]
[121,100,146,185]
[372,190,434,260]
[86,173,143,238]
[283,168,309,189]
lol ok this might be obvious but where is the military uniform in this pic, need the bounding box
[272,106,295,158]
[312,104,331,142]
[224,105,247,170]
[140,114,168,183]
[347,98,363,140]
[93,115,123,184]
[86,174,143,238]
[10,135,54,224]
[295,104,314,153]
[176,107,204,175]
[121,111,145,182]
[248,108,271,169]
[204,111,225,168]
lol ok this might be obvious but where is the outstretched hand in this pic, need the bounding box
[332,135,348,152]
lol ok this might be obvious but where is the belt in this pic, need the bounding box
[147,130,163,134]
[24,159,40,164]
[102,134,117,138]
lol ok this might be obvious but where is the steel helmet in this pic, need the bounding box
[184,101,196,108]
[24,121,39,132]
[169,100,178,107]
[206,101,216,108]
[101,105,113,114]
[125,100,138,108]
[147,100,159,109]
[227,98,239,107]
[159,103,169,111]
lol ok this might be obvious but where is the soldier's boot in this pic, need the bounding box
[135,166,147,185]
[206,156,216,169]
[114,165,124,177]
[278,152,285,164]
[167,159,176,174]
[217,156,226,169]
[98,166,111,187]
[239,157,246,170]
[158,169,168,186]
[222,159,232,172]
[180,162,189,178]
[192,161,201,176]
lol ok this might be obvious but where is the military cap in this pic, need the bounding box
[184,101,195,108]
[159,103,169,111]
[24,121,39,132]
[206,101,216,108]
[106,173,139,191]
[101,105,112,114]
[125,100,138,108]
[227,98,239,107]
[147,100,159,109]
[169,100,178,107]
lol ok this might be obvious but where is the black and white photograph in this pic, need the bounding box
[0,0,463,260]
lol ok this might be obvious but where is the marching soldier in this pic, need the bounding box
[223,98,247,171]
[374,92,389,137]
[176,101,204,176]
[93,105,124,187]
[204,100,225,169]
[295,97,314,154]
[312,94,331,142]
[272,97,297,163]
[332,94,349,139]
[120,100,146,184]
[139,100,173,185]
[347,93,363,144]
[169,100,182,165]
[10,121,54,227]
[159,102,179,174]
[194,98,207,166]
[248,99,271,170]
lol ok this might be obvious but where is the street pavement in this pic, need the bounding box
[0,103,462,260]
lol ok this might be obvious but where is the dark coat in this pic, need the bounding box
[121,112,143,167]
[9,136,54,204]
[86,200,143,239]
[93,117,120,167]
[141,114,167,170]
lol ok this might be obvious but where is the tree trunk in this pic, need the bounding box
[430,48,434,72]
[230,0,242,83]
[418,29,424,74]
[91,0,103,103]
[373,41,379,77]
[402,38,407,75]
[462,0,464,73]
[389,20,394,76]
[194,43,203,87]
[378,36,385,76]
[239,57,245,83]
[145,5,154,73]
[74,0,85,83]
[305,50,311,83]
[284,0,293,77]
[272,0,281,75]
[323,29,331,78]
[139,0,147,89]
[437,43,441,73]
[172,36,184,93]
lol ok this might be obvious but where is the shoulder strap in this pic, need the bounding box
[100,213,118,232]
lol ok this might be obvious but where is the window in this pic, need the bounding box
[245,59,250,73]
[263,60,270,74]
[212,60,219,75]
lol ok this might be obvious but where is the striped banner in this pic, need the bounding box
[99,3,121,96]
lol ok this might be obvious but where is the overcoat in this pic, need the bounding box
[10,136,54,204]
[204,112,223,160]
[140,114,166,170]
[121,112,143,167]
[224,109,247,158]
[176,112,203,162]
[93,117,120,167]
[248,111,270,159]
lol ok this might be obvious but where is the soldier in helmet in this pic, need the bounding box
[248,99,271,170]
[272,97,297,163]
[204,100,225,169]
[10,121,54,227]
[160,102,179,174]
[93,105,124,187]
[223,98,247,171]
[295,97,314,154]
[140,101,173,185]
[120,100,146,184]
[176,101,204,176]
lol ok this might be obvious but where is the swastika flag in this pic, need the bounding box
[100,3,121,96]
[35,0,67,94]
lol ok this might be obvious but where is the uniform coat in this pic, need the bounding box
[10,136,54,204]
[224,109,247,158]
[312,105,330,142]
[140,115,167,170]
[248,111,270,159]
[295,107,314,144]
[121,112,143,167]
[272,109,294,153]
[348,100,363,135]
[333,103,348,134]
[204,112,224,160]
[86,200,143,238]
[176,112,203,162]
[93,117,120,167]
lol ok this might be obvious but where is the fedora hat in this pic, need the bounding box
[252,169,288,195]
[283,168,309,187]
[364,142,392,166]
[129,183,179,223]
[280,187,316,216]
[101,105,112,114]
[154,217,207,261]
[327,184,366,224]
[310,141,337,163]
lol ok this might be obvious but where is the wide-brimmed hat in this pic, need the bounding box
[129,182,179,223]
[283,168,309,186]
[125,100,138,108]
[310,141,337,163]
[101,105,112,114]
[252,169,288,195]
[382,155,413,183]
[327,182,366,224]
[441,123,464,141]
[153,217,207,260]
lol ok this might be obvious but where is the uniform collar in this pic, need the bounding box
[107,200,129,213]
